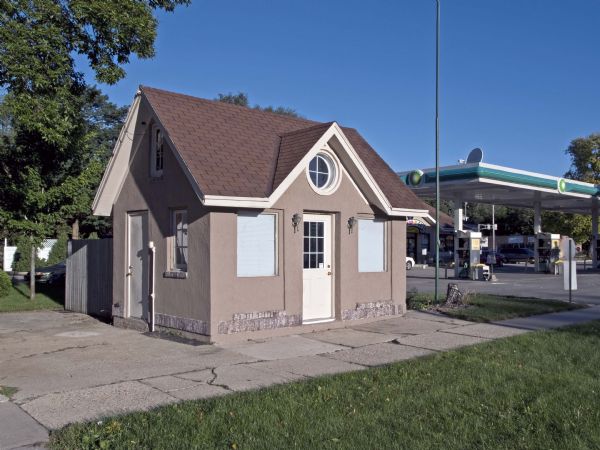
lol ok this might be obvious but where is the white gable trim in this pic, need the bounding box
[92,91,207,216]
[203,123,432,221]
[92,92,142,216]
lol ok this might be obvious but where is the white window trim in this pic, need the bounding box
[236,212,278,278]
[305,149,342,196]
[150,124,164,178]
[170,209,188,272]
[357,217,387,273]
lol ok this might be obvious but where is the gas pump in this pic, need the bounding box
[535,233,560,273]
[455,230,482,279]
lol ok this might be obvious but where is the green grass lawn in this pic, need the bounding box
[0,385,18,399]
[407,291,584,322]
[441,294,584,322]
[50,321,600,450]
[0,282,63,313]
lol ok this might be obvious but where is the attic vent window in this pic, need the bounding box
[151,125,164,177]
[306,152,340,195]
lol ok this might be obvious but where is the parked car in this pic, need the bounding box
[480,251,506,266]
[24,262,66,284]
[501,248,535,264]
[406,257,415,270]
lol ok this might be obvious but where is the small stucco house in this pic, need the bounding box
[92,87,433,342]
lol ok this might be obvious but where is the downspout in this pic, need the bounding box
[149,241,156,332]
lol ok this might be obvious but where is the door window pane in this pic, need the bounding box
[303,220,325,269]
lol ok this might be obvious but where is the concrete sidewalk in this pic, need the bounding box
[2,306,600,449]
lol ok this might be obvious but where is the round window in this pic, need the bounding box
[306,152,341,194]
[308,154,332,189]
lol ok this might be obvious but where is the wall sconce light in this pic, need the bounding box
[347,216,357,233]
[292,213,302,232]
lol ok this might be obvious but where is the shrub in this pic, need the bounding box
[0,271,11,297]
[13,237,45,272]
[47,232,68,265]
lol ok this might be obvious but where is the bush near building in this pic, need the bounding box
[47,232,68,266]
[0,271,11,297]
[13,237,45,272]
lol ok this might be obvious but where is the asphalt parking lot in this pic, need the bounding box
[408,263,600,305]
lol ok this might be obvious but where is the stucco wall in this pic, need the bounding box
[210,163,407,332]
[111,100,211,330]
[111,101,408,338]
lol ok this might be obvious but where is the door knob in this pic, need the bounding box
[327,271,332,276]
[126,265,133,276]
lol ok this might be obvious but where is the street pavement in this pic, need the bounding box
[2,306,600,449]
[408,263,600,304]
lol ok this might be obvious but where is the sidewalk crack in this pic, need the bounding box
[206,367,232,391]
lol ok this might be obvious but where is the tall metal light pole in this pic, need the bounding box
[434,0,441,302]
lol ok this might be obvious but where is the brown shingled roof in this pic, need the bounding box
[272,122,334,192]
[141,86,430,211]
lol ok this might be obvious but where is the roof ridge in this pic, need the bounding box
[279,121,335,138]
[139,85,318,125]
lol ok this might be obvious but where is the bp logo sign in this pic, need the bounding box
[408,169,424,186]
[557,178,567,193]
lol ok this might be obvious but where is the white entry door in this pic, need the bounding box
[127,211,149,320]
[302,214,333,322]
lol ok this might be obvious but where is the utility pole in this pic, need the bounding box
[491,204,497,281]
[434,0,441,302]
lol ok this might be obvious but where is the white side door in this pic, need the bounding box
[302,214,333,322]
[127,211,149,320]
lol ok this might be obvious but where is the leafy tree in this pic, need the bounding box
[13,237,45,273]
[556,133,600,248]
[216,92,302,118]
[423,198,454,221]
[47,231,68,265]
[217,92,249,107]
[565,134,600,184]
[0,0,189,298]
[542,212,591,247]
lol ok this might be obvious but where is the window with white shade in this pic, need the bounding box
[171,210,188,271]
[237,213,277,277]
[150,125,164,177]
[358,218,386,272]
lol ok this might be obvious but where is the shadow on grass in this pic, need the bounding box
[38,283,65,306]
[12,282,29,299]
[11,280,65,306]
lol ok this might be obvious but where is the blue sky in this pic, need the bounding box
[79,0,600,176]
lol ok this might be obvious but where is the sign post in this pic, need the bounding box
[561,238,577,302]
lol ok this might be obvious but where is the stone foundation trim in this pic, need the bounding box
[155,313,209,336]
[342,300,401,321]
[218,310,301,334]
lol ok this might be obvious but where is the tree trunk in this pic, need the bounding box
[72,219,80,240]
[29,243,35,300]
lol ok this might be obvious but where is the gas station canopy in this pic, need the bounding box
[399,161,600,269]
[399,162,599,214]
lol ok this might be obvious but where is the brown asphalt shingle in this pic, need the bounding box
[272,122,334,192]
[141,86,430,212]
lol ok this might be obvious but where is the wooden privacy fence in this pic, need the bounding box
[66,239,113,318]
